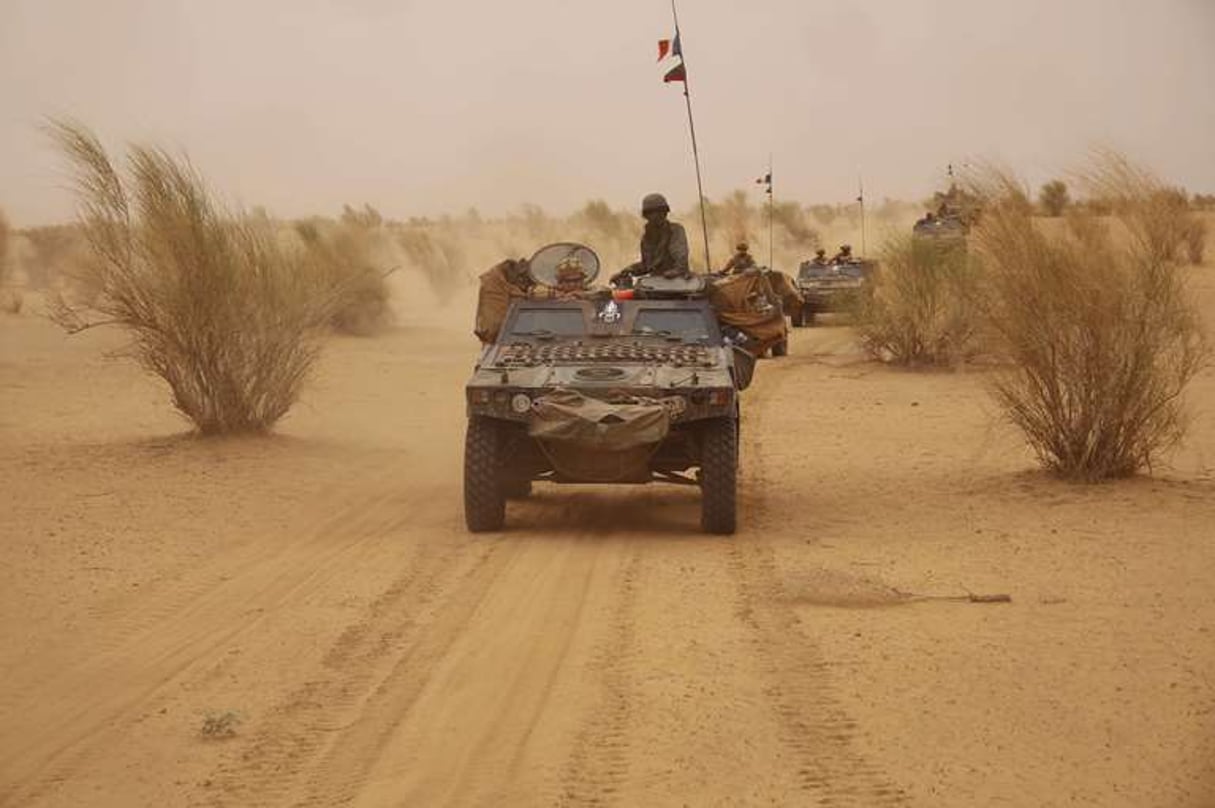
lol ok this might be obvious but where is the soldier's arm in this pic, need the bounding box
[671,224,691,273]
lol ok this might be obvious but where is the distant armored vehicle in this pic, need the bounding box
[791,258,875,326]
[465,242,755,535]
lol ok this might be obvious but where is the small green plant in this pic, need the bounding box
[200,710,243,739]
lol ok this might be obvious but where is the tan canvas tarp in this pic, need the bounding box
[528,389,683,482]
[529,388,676,451]
[708,271,787,349]
[474,261,529,344]
[768,270,803,313]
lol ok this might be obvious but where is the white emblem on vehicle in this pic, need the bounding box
[599,300,622,323]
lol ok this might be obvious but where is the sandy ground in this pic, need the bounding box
[1,269,1214,808]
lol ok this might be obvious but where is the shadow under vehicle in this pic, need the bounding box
[465,242,755,535]
[791,259,875,326]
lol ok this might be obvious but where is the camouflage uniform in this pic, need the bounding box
[639,193,690,278]
[640,220,690,278]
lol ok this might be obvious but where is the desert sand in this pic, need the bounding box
[1,267,1214,807]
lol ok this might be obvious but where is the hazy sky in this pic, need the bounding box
[2,0,1212,225]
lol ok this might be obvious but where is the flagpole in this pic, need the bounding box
[857,174,866,256]
[768,153,774,270]
[670,0,712,272]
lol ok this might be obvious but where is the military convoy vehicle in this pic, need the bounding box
[791,258,875,326]
[465,242,756,535]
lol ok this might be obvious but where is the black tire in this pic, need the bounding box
[700,418,737,535]
[771,338,788,357]
[464,417,506,532]
[790,308,805,328]
[502,478,532,499]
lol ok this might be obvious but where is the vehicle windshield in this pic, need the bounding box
[509,308,587,337]
[632,309,713,342]
[800,263,865,281]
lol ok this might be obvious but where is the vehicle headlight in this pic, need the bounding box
[510,393,532,414]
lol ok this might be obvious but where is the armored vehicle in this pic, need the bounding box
[791,259,875,326]
[465,242,755,535]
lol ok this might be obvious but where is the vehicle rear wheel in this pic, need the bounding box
[464,417,506,532]
[771,338,788,357]
[700,418,737,535]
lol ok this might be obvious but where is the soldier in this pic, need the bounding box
[551,254,589,299]
[830,244,854,264]
[811,248,829,266]
[722,241,756,274]
[639,193,691,278]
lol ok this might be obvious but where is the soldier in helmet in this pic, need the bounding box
[639,192,691,279]
[811,248,829,266]
[830,244,854,264]
[551,254,589,299]
[722,241,756,274]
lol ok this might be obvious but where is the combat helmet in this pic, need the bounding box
[641,193,670,215]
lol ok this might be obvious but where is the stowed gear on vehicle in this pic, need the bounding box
[465,242,755,535]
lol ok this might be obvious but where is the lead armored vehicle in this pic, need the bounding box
[465,242,755,535]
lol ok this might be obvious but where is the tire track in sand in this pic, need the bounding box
[206,534,626,807]
[555,542,642,807]
[0,462,425,808]
[730,356,910,806]
[197,523,502,807]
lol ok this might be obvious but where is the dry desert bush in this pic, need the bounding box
[971,158,1208,480]
[295,217,393,336]
[0,208,21,314]
[856,234,984,366]
[1182,216,1206,266]
[48,120,340,435]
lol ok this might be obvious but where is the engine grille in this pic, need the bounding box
[497,341,715,368]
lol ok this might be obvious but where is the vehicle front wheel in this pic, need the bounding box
[700,418,737,535]
[502,478,533,499]
[771,338,788,357]
[464,417,506,532]
[790,308,805,327]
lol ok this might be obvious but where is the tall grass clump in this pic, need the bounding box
[295,217,393,335]
[1182,216,1206,266]
[48,120,338,435]
[972,157,1208,480]
[0,208,18,313]
[856,234,984,366]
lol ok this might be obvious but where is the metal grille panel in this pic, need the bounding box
[498,342,715,368]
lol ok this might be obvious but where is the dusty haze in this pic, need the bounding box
[2,0,1214,225]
